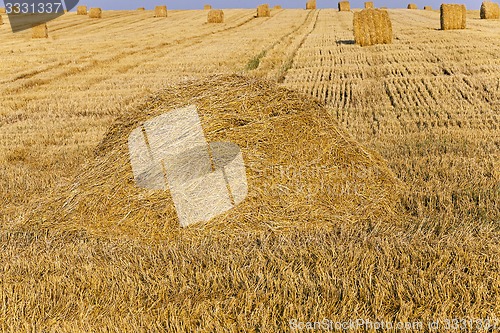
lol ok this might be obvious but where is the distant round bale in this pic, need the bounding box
[338,1,351,11]
[88,8,102,18]
[424,6,433,10]
[154,5,167,17]
[32,23,48,38]
[306,0,317,10]
[77,5,87,15]
[204,4,212,10]
[365,2,374,8]
[440,4,466,30]
[207,9,224,23]
[407,3,418,9]
[274,5,283,9]
[257,4,270,17]
[480,1,500,19]
[353,9,393,47]
[137,7,145,11]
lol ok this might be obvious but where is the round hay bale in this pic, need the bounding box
[207,9,224,23]
[365,2,374,9]
[77,5,87,15]
[338,1,351,11]
[204,4,212,10]
[424,6,433,10]
[353,9,393,46]
[306,0,316,10]
[274,5,283,9]
[32,23,48,38]
[257,4,271,17]
[407,3,418,9]
[440,4,466,30]
[480,1,500,19]
[137,7,145,11]
[154,5,167,17]
[24,75,400,240]
[88,8,102,19]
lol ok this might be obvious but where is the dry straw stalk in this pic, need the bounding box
[365,2,374,9]
[440,4,466,30]
[88,8,102,18]
[424,6,433,10]
[77,6,87,15]
[306,0,317,10]
[480,1,500,19]
[407,3,418,9]
[204,4,212,10]
[154,5,167,17]
[207,9,224,23]
[353,9,393,47]
[32,23,48,38]
[257,4,270,17]
[338,1,351,11]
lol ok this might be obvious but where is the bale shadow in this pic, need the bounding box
[336,40,356,45]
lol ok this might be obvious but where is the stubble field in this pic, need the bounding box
[0,7,499,332]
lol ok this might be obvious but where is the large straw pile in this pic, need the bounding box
[338,1,351,11]
[207,9,224,23]
[154,5,167,17]
[32,23,48,38]
[77,5,87,15]
[480,1,500,19]
[23,75,399,240]
[257,4,270,17]
[440,4,466,30]
[353,9,393,47]
[424,6,433,10]
[204,4,212,10]
[365,2,374,8]
[88,8,102,18]
[407,3,418,9]
[306,0,317,10]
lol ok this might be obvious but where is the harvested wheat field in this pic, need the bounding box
[0,6,499,332]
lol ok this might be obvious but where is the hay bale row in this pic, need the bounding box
[407,3,418,9]
[204,4,212,10]
[257,4,270,17]
[207,9,224,23]
[32,23,48,38]
[77,5,87,15]
[364,2,374,9]
[306,0,317,10]
[154,5,167,17]
[353,9,392,47]
[440,4,466,30]
[424,6,433,10]
[338,1,350,11]
[480,1,500,19]
[89,7,102,18]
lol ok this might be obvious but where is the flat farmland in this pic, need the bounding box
[0,7,499,332]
